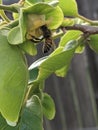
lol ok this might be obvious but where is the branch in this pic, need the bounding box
[64,24,98,35]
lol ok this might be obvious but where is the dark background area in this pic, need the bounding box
[3,0,98,130]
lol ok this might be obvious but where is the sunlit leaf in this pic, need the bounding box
[75,43,85,53]
[23,3,55,14]
[46,6,64,29]
[26,0,59,6]
[61,18,74,26]
[55,65,69,77]
[7,26,22,45]
[19,40,37,56]
[28,56,48,84]
[35,40,77,82]
[0,33,28,125]
[59,30,82,47]
[26,0,42,5]
[19,9,27,43]
[59,0,79,16]
[23,2,63,29]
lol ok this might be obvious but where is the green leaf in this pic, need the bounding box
[29,67,39,84]
[28,56,48,84]
[9,10,26,44]
[0,95,43,130]
[59,0,79,16]
[13,12,19,20]
[18,2,63,43]
[61,18,74,26]
[46,6,64,29]
[89,34,98,53]
[23,2,63,29]
[75,43,85,53]
[19,9,27,43]
[19,95,43,130]
[55,65,69,77]
[42,93,55,120]
[59,30,82,47]
[0,33,28,125]
[19,40,37,56]
[7,26,23,45]
[26,0,42,5]
[26,0,59,6]
[36,40,77,82]
[23,3,55,14]
[0,114,18,130]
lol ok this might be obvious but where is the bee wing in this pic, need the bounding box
[42,38,56,53]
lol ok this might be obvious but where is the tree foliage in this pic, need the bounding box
[0,0,98,129]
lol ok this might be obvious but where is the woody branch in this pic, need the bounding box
[63,24,98,35]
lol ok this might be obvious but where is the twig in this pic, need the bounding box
[0,4,18,13]
[0,10,10,22]
[64,24,98,35]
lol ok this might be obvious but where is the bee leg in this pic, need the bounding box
[31,36,42,41]
[30,36,44,43]
[31,39,40,43]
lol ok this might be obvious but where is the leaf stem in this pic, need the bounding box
[0,4,18,13]
[64,24,98,35]
[0,0,10,22]
[0,10,10,22]
[6,19,18,28]
[78,14,98,25]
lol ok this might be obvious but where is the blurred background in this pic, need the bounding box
[3,0,98,130]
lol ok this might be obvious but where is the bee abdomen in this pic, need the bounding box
[43,43,52,53]
[43,38,53,53]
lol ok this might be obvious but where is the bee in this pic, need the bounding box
[40,25,55,53]
[29,25,55,53]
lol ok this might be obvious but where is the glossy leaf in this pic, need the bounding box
[23,2,63,29]
[19,9,27,43]
[19,40,37,56]
[36,40,77,82]
[19,95,43,130]
[26,0,59,6]
[89,34,98,53]
[59,30,82,47]
[28,56,48,84]
[59,0,79,16]
[55,65,69,77]
[13,13,19,20]
[42,93,55,120]
[26,0,42,5]
[7,26,22,45]
[0,95,43,130]
[61,18,74,26]
[46,6,64,29]
[75,43,85,53]
[29,67,39,84]
[18,2,63,44]
[0,33,28,125]
[23,3,54,14]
